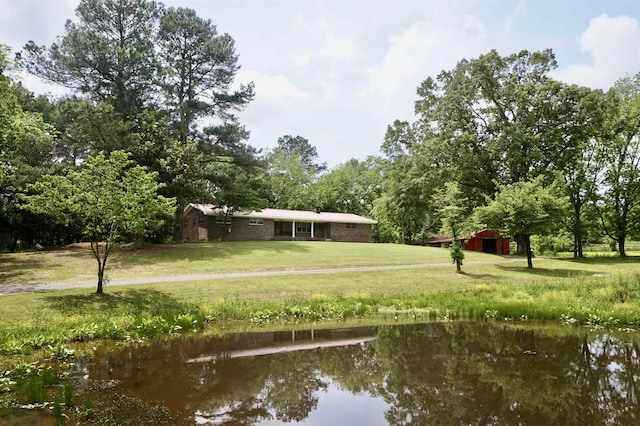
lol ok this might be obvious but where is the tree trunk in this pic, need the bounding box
[574,227,584,258]
[619,235,627,257]
[172,202,185,242]
[525,235,533,269]
[515,234,527,255]
[91,240,111,294]
[573,205,584,258]
[456,261,462,274]
[97,261,105,294]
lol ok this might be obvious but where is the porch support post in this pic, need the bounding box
[292,221,296,239]
[311,222,315,239]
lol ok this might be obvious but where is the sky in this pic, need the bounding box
[1,0,640,167]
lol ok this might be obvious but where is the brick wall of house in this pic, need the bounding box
[183,209,208,241]
[223,218,275,241]
[207,218,227,241]
[328,223,373,242]
[182,209,374,243]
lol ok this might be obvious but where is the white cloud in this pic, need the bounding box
[496,0,527,52]
[551,14,640,89]
[361,26,436,98]
[321,35,356,60]
[0,0,77,51]
[237,70,309,101]
[293,34,356,66]
[234,70,311,146]
[360,9,488,101]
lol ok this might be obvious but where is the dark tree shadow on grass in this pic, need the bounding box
[44,289,196,316]
[112,240,312,267]
[559,255,640,265]
[0,255,47,283]
[494,264,594,278]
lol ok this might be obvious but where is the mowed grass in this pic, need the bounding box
[1,241,490,285]
[3,241,640,360]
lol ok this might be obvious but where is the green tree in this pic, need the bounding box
[376,120,432,243]
[274,135,326,174]
[475,176,568,268]
[556,85,607,258]
[53,99,133,165]
[158,7,254,144]
[265,149,315,210]
[20,2,258,245]
[264,136,325,211]
[1,44,61,251]
[312,157,383,217]
[412,49,598,253]
[0,44,21,190]
[434,182,471,273]
[596,74,640,257]
[130,112,265,241]
[22,151,175,293]
[21,0,161,120]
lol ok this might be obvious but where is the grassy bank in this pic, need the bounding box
[2,242,640,361]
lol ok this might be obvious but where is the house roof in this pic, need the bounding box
[185,204,377,225]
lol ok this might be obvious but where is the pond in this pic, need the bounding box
[4,320,640,425]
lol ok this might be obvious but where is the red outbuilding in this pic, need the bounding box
[463,229,510,254]
[423,229,510,255]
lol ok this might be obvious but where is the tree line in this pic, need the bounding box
[2,0,640,266]
[381,49,640,264]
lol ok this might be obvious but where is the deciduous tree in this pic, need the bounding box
[375,120,432,243]
[475,176,568,268]
[312,157,382,217]
[412,49,599,253]
[22,151,175,293]
[265,149,315,210]
[595,74,640,256]
[435,182,472,273]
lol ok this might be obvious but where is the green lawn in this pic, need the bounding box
[1,240,492,285]
[2,241,640,361]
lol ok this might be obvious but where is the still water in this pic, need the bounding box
[9,321,640,425]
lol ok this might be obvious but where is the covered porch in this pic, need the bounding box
[274,220,330,241]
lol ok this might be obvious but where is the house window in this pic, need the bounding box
[249,218,264,225]
[198,217,204,224]
[192,218,196,226]
[215,216,232,225]
[346,223,357,229]
[296,222,312,233]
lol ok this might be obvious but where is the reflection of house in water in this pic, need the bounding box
[183,327,377,363]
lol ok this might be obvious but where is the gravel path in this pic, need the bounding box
[0,258,519,295]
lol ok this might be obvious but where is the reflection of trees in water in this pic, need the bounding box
[575,334,640,425]
[182,349,330,424]
[371,323,640,426]
[84,323,640,425]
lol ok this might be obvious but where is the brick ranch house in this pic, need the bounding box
[423,229,510,254]
[183,204,377,242]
